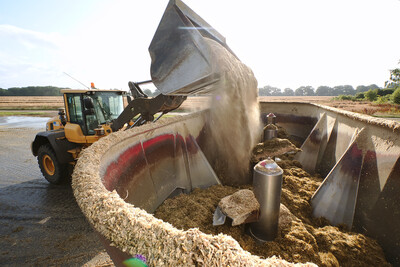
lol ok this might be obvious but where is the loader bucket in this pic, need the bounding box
[72,102,400,266]
[149,0,236,96]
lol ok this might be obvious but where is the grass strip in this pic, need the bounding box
[372,114,400,118]
[0,106,61,110]
[0,111,47,116]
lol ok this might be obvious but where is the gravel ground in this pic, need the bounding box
[0,118,112,266]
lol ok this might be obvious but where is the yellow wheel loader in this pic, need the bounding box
[31,0,236,184]
[31,84,186,184]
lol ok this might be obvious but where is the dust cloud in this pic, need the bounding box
[206,39,261,185]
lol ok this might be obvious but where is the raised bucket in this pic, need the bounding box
[72,102,400,266]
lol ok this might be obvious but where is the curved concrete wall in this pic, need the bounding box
[72,112,300,266]
[72,102,400,266]
[260,102,400,265]
[99,111,220,213]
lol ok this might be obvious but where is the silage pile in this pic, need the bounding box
[72,115,313,267]
[155,153,390,267]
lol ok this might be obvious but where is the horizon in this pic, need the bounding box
[0,82,386,92]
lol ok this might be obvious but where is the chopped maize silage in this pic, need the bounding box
[155,152,390,267]
[72,114,315,267]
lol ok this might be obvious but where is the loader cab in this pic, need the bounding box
[62,89,124,143]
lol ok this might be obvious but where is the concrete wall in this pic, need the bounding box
[260,102,400,264]
[73,102,400,266]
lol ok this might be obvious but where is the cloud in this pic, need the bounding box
[0,25,71,88]
[0,52,61,88]
[0,24,63,50]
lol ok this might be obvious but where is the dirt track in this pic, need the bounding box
[0,121,112,266]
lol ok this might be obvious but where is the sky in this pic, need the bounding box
[0,0,399,92]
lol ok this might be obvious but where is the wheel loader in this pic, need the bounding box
[31,0,235,184]
[31,82,186,184]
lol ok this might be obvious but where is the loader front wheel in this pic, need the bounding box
[38,144,67,185]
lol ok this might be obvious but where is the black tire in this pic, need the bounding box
[37,144,68,185]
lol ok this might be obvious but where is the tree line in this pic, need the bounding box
[0,86,66,96]
[0,86,161,97]
[258,84,382,96]
[260,63,400,102]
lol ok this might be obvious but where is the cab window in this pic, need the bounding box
[67,94,87,135]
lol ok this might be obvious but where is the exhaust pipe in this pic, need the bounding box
[250,158,283,242]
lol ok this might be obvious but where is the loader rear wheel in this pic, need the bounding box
[38,144,67,185]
